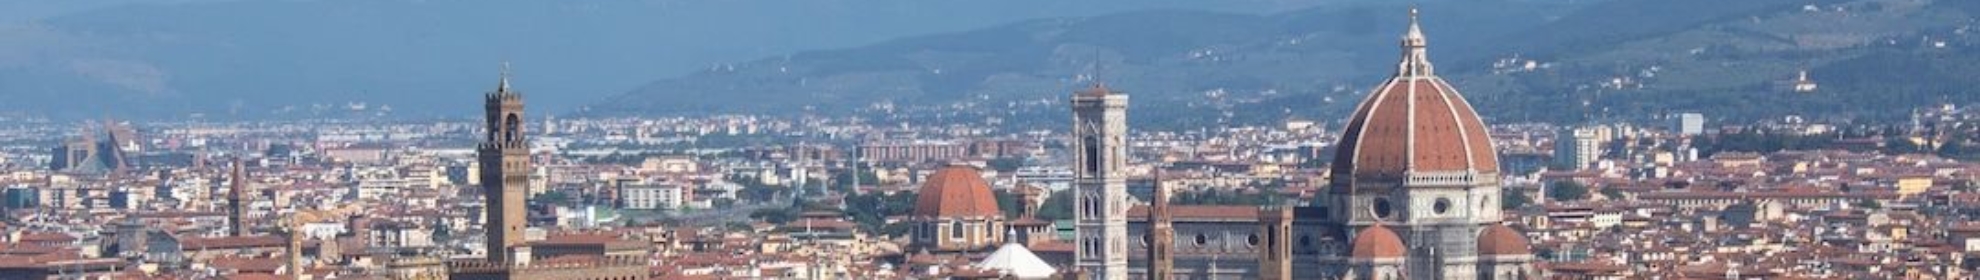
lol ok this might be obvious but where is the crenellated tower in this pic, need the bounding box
[479,64,531,264]
[229,157,249,237]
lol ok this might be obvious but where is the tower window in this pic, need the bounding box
[1267,228,1278,248]
[950,221,964,240]
[1083,137,1101,174]
[503,114,521,142]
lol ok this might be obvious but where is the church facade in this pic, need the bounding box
[1101,8,1538,280]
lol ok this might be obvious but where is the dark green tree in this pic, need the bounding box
[987,158,1026,172]
[831,170,881,192]
[1599,187,1625,200]
[994,190,1022,218]
[1502,191,1532,210]
[535,190,577,207]
[1547,181,1590,202]
[1854,199,1882,210]
[1035,189,1075,220]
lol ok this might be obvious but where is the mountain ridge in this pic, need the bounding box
[597,0,1980,127]
[0,0,1312,120]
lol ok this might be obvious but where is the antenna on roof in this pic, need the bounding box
[1092,47,1105,87]
[498,61,513,93]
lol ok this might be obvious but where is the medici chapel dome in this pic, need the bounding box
[913,166,1002,218]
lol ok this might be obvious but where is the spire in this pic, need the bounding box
[1405,6,1424,46]
[1397,6,1434,77]
[498,62,512,93]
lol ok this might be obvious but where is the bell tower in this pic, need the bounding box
[479,64,531,264]
[1071,83,1129,280]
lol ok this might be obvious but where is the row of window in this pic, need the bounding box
[1139,232,1262,248]
[917,221,989,240]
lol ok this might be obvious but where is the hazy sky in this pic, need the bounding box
[0,0,1324,119]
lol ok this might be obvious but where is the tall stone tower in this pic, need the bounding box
[1146,171,1173,280]
[1257,207,1293,280]
[1328,8,1504,279]
[229,157,249,237]
[1071,83,1129,280]
[479,65,531,264]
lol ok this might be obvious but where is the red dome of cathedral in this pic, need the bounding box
[1477,224,1531,256]
[1350,223,1407,259]
[1330,8,1498,191]
[913,166,1002,218]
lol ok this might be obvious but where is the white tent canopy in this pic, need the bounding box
[974,242,1059,279]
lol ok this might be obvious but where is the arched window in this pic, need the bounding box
[1085,195,1101,217]
[950,221,964,239]
[503,113,522,142]
[1083,137,1101,174]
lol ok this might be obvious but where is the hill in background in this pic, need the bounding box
[596,0,1980,128]
[0,0,1308,120]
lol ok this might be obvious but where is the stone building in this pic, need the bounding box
[911,165,1006,253]
[444,67,650,280]
[1071,82,1131,280]
[1093,8,1537,280]
[1316,8,1534,279]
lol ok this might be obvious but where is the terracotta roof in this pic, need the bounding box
[1331,15,1496,190]
[1350,224,1406,259]
[180,235,286,250]
[1477,224,1531,256]
[208,257,285,273]
[1126,205,1259,221]
[1009,217,1052,227]
[1029,241,1075,253]
[225,273,286,280]
[16,232,75,243]
[913,166,1001,218]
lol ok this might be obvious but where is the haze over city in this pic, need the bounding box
[0,0,1976,279]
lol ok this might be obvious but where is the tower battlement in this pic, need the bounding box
[485,91,523,102]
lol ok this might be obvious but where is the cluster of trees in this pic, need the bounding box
[750,191,920,236]
[1035,189,1075,220]
[1697,129,1979,161]
[830,171,880,192]
[1891,133,1980,161]
[1496,181,1620,210]
[1501,191,1532,210]
[727,175,787,203]
[1696,131,1840,156]
[987,158,1027,172]
[839,192,918,236]
[1547,181,1590,202]
[533,190,580,207]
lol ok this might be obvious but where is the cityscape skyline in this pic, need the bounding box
[0,2,1976,280]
